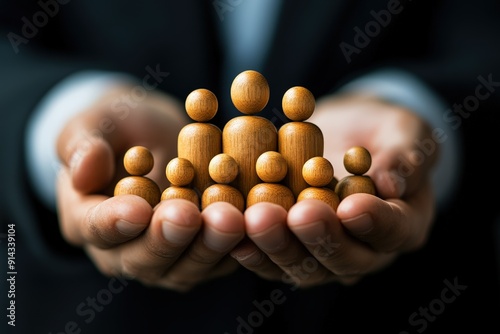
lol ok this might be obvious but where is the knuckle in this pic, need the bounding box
[143,236,178,261]
[186,248,220,266]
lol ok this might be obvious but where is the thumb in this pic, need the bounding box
[58,128,115,194]
[370,146,436,200]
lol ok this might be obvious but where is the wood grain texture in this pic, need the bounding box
[201,184,245,212]
[114,176,161,207]
[282,86,315,121]
[223,116,277,198]
[178,123,222,195]
[335,175,376,201]
[230,70,270,115]
[343,146,372,175]
[166,157,195,186]
[246,183,295,211]
[278,121,323,198]
[209,153,239,184]
[297,187,340,212]
[161,186,199,208]
[185,88,218,122]
[256,151,287,183]
[302,156,334,187]
[123,146,154,176]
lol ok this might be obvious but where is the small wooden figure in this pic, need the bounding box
[279,86,324,198]
[114,146,161,207]
[202,153,244,212]
[247,151,295,211]
[223,70,278,198]
[335,146,377,201]
[161,157,199,207]
[297,156,340,211]
[178,88,222,196]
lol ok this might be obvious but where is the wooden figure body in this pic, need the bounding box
[247,151,295,211]
[161,157,199,207]
[278,86,323,198]
[335,146,377,201]
[178,88,221,196]
[114,146,161,207]
[223,70,278,198]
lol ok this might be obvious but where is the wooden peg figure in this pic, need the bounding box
[114,146,161,207]
[279,86,324,198]
[298,156,340,211]
[247,151,295,211]
[335,146,377,201]
[223,70,278,198]
[161,157,199,207]
[202,153,244,212]
[178,88,222,196]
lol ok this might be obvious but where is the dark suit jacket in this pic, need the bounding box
[1,0,499,333]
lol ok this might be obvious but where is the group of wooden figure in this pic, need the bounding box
[114,70,377,212]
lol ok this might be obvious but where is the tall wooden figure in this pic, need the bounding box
[178,88,222,196]
[279,86,324,198]
[223,70,278,200]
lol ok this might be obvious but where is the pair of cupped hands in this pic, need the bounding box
[55,85,438,292]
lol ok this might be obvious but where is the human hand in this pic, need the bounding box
[230,93,439,288]
[55,85,245,291]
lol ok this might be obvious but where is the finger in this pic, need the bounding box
[245,202,336,288]
[337,182,435,253]
[287,199,388,277]
[161,202,245,289]
[57,120,116,194]
[56,168,152,247]
[115,199,202,283]
[230,237,284,282]
[370,135,438,200]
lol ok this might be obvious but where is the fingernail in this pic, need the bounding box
[231,249,264,265]
[253,224,287,253]
[162,220,194,245]
[203,228,240,253]
[116,220,145,236]
[292,220,326,245]
[342,213,373,235]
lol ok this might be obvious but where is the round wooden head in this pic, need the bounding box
[185,88,218,122]
[123,146,154,176]
[166,157,195,186]
[282,86,315,121]
[302,157,334,187]
[343,146,372,175]
[230,70,270,114]
[256,151,287,183]
[209,153,239,184]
